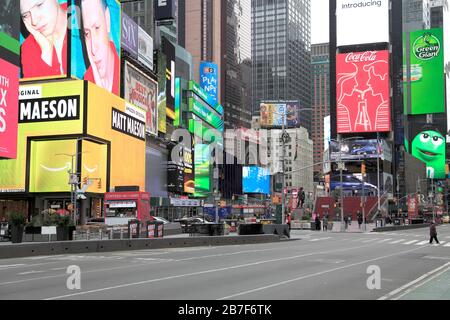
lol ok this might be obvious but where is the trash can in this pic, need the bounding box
[128,219,140,239]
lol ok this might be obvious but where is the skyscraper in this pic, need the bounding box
[402,0,431,31]
[179,0,252,129]
[430,0,445,27]
[311,43,330,177]
[122,0,155,37]
[252,0,312,133]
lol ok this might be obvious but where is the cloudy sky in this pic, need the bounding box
[311,0,330,44]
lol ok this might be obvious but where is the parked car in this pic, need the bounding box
[153,217,171,225]
[330,174,378,196]
[178,216,213,233]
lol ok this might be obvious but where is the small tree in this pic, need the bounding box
[7,212,26,227]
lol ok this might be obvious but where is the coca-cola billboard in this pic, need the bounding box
[336,50,391,134]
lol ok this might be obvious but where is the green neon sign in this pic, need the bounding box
[188,98,224,131]
[188,81,224,115]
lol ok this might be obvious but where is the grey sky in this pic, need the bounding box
[312,0,330,44]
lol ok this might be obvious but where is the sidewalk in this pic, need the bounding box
[399,267,450,300]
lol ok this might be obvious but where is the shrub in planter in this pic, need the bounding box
[8,212,26,243]
[55,215,75,241]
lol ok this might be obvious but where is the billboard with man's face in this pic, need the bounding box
[20,0,121,96]
[336,50,391,133]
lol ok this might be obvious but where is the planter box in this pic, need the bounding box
[11,226,24,243]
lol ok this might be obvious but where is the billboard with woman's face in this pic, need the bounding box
[20,0,121,96]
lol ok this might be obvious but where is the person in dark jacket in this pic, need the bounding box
[430,221,440,244]
[315,215,321,231]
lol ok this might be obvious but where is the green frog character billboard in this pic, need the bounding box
[404,28,445,115]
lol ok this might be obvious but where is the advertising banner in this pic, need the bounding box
[155,0,176,21]
[445,5,450,140]
[138,26,154,71]
[407,195,419,219]
[405,28,445,115]
[163,37,176,118]
[0,80,85,193]
[260,102,299,128]
[383,173,393,198]
[0,58,19,159]
[329,139,384,161]
[406,115,447,180]
[336,50,391,133]
[243,167,270,195]
[121,13,138,58]
[336,0,389,47]
[188,97,224,131]
[199,61,218,106]
[183,140,195,194]
[29,139,77,193]
[157,47,167,133]
[324,115,331,152]
[0,0,20,63]
[124,61,158,136]
[81,140,108,194]
[167,143,185,194]
[195,144,211,197]
[20,0,122,96]
[86,82,146,191]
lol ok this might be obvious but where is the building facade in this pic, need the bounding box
[122,0,155,37]
[311,43,330,177]
[402,0,431,31]
[252,0,312,133]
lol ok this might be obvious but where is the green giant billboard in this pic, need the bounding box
[404,28,445,115]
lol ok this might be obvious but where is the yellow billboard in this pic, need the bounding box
[29,140,76,193]
[86,82,146,192]
[0,80,84,192]
[81,140,108,194]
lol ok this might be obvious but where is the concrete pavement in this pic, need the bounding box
[0,224,449,300]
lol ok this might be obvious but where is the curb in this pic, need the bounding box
[0,235,282,260]
[372,224,430,233]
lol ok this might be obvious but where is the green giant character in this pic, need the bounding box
[411,130,446,179]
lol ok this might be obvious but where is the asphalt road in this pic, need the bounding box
[1,225,450,300]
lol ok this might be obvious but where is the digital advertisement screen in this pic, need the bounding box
[243,167,270,195]
[20,0,121,95]
[0,80,84,193]
[404,28,445,115]
[163,37,175,119]
[81,140,108,194]
[260,102,299,128]
[406,114,447,180]
[336,50,391,133]
[188,97,224,132]
[199,61,218,106]
[167,143,185,194]
[124,61,158,136]
[329,139,389,162]
[195,144,211,198]
[157,46,167,133]
[0,58,19,159]
[336,0,389,47]
[29,139,76,193]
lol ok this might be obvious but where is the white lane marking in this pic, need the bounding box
[440,241,447,245]
[379,262,450,300]
[17,270,46,276]
[0,264,25,268]
[389,239,405,244]
[362,239,380,243]
[309,237,332,242]
[403,240,419,245]
[0,262,56,270]
[444,243,450,247]
[217,246,427,301]
[43,243,382,300]
[376,239,393,243]
[415,241,430,246]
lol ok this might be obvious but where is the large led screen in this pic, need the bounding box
[404,28,444,115]
[336,0,390,47]
[336,50,391,133]
[243,167,270,195]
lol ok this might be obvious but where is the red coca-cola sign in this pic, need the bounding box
[336,50,391,133]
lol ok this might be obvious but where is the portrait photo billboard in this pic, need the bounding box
[336,50,391,133]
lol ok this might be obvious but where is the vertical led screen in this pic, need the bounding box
[405,28,444,115]
[163,37,175,119]
[336,50,391,133]
[199,61,218,106]
[1,0,20,58]
[157,46,167,133]
[194,144,210,198]
[0,58,19,159]
[20,0,69,79]
[73,0,121,95]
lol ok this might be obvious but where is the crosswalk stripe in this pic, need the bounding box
[377,239,393,243]
[403,240,419,245]
[363,239,379,243]
[389,239,405,244]
[444,243,450,247]
[415,241,429,246]
[440,241,446,245]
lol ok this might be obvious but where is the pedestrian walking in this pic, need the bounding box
[323,215,328,231]
[315,214,321,231]
[430,221,440,244]
[357,212,363,229]
[285,213,292,231]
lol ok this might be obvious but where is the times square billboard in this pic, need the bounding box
[336,50,391,134]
